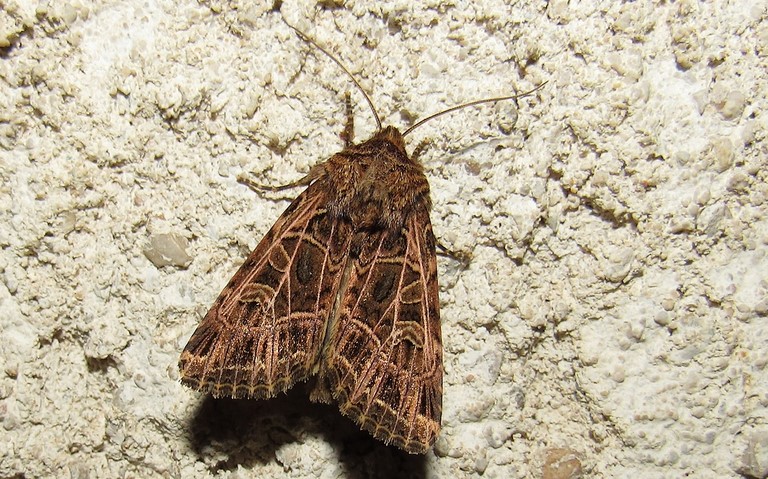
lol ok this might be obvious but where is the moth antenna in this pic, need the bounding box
[402,82,547,137]
[282,18,383,131]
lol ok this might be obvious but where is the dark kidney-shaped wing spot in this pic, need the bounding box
[372,267,396,303]
[295,247,317,285]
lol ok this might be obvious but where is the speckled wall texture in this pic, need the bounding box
[1,1,766,478]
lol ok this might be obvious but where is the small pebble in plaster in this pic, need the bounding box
[602,247,635,283]
[143,232,192,268]
[737,430,768,479]
[542,448,583,479]
[717,90,747,120]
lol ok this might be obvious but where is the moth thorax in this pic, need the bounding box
[350,199,402,230]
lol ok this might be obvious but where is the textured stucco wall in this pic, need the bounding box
[1,1,766,478]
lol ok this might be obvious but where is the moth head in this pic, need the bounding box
[373,126,407,156]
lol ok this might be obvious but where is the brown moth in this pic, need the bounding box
[179,21,543,454]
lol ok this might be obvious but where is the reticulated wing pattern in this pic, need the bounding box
[316,208,442,454]
[179,183,352,399]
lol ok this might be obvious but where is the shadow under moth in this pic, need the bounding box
[179,21,544,454]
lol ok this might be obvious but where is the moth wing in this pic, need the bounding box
[179,183,351,399]
[317,208,443,454]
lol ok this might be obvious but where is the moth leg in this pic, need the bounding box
[340,91,355,146]
[410,139,432,162]
[436,239,472,266]
[414,137,465,265]
[237,167,324,193]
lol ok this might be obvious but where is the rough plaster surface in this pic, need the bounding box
[1,1,767,478]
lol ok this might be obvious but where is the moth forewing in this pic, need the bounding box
[178,184,341,400]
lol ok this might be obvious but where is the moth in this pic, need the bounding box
[179,22,543,454]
